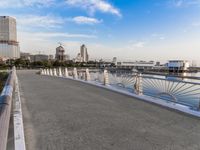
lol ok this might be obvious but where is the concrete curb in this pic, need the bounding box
[13,74,26,150]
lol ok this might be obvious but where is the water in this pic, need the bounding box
[90,71,200,109]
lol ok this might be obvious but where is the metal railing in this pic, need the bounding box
[0,67,16,150]
[41,68,200,110]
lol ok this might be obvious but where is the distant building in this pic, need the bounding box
[112,57,117,65]
[116,61,155,70]
[75,53,82,62]
[55,45,66,62]
[34,54,48,62]
[48,55,54,60]
[65,54,70,61]
[80,44,89,62]
[155,61,160,66]
[20,52,31,60]
[167,60,190,72]
[0,16,20,59]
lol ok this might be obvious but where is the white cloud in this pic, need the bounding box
[133,42,145,48]
[174,0,183,7]
[65,0,122,17]
[16,15,102,30]
[72,16,102,24]
[169,0,200,8]
[17,15,65,28]
[127,41,146,49]
[32,32,97,38]
[192,22,200,27]
[0,0,54,8]
[152,33,165,40]
[19,31,97,40]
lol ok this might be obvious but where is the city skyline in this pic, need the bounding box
[0,0,200,63]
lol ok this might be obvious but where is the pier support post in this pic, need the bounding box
[46,69,49,75]
[49,68,53,76]
[85,68,91,81]
[134,73,143,95]
[103,69,109,85]
[58,68,62,77]
[41,69,44,75]
[43,69,47,75]
[53,68,57,76]
[64,68,69,77]
[73,68,78,79]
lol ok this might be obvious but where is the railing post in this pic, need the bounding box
[134,73,143,95]
[53,68,57,76]
[44,69,47,75]
[103,69,109,85]
[58,67,62,77]
[46,69,49,75]
[49,68,53,76]
[64,68,69,77]
[85,68,91,81]
[40,69,44,75]
[73,68,78,79]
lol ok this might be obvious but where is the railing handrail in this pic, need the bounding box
[0,67,16,150]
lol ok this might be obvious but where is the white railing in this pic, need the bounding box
[41,68,200,110]
[0,67,16,150]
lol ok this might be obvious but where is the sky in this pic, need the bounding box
[0,0,200,63]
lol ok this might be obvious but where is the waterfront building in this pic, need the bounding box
[55,45,66,62]
[167,60,190,72]
[20,52,31,60]
[80,44,89,62]
[0,16,20,59]
[34,54,49,62]
[116,61,155,70]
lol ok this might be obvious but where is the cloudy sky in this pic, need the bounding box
[0,0,200,62]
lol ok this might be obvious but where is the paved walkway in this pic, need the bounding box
[18,70,200,150]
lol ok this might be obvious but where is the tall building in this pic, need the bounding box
[55,45,66,62]
[112,57,117,65]
[75,53,82,62]
[0,16,20,59]
[80,44,89,62]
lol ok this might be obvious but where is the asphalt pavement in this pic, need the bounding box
[17,70,200,150]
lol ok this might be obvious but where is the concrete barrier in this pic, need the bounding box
[0,67,16,150]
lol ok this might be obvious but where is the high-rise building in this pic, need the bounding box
[75,53,82,62]
[0,16,20,59]
[112,57,117,65]
[80,44,89,62]
[55,45,66,62]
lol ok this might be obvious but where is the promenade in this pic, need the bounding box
[18,70,200,150]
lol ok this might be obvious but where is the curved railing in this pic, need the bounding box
[0,67,16,150]
[41,68,200,110]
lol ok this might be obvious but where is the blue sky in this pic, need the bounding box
[0,0,200,62]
